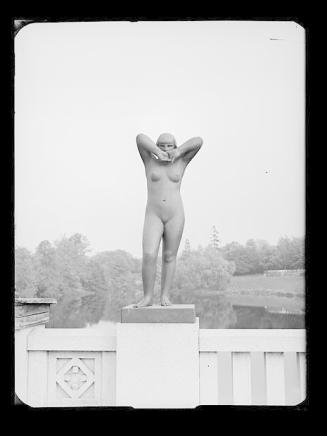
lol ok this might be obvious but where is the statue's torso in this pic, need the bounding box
[144,156,187,221]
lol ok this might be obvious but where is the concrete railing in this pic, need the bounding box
[199,329,306,405]
[15,299,306,408]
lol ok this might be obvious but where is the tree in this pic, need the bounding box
[210,226,220,250]
[289,237,305,269]
[34,240,61,298]
[254,239,276,271]
[244,239,263,274]
[15,234,143,327]
[221,237,305,273]
[274,236,304,270]
[15,247,37,297]
[94,250,142,321]
[38,234,93,327]
[222,242,253,275]
[15,232,304,328]
[78,259,108,326]
[175,245,234,291]
[181,238,191,260]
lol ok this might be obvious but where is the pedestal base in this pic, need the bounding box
[116,305,199,408]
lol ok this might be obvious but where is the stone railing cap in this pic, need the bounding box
[15,297,57,305]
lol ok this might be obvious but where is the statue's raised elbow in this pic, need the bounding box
[195,137,203,147]
[136,133,146,146]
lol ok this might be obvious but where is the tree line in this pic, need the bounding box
[220,237,304,275]
[15,233,304,328]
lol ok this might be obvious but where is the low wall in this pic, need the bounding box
[15,299,306,408]
[264,269,304,277]
[16,327,306,407]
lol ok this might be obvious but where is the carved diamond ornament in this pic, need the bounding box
[56,357,95,399]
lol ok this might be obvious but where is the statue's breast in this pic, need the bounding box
[148,160,185,183]
[150,171,161,182]
[167,172,182,183]
[167,163,184,183]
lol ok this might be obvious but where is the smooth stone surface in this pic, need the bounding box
[116,319,199,408]
[121,304,196,323]
[15,297,57,305]
[15,298,56,330]
[15,312,50,330]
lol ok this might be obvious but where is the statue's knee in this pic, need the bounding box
[143,252,157,264]
[163,251,176,263]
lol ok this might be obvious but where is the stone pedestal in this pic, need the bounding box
[15,298,57,405]
[15,298,57,330]
[116,304,199,409]
[121,303,196,323]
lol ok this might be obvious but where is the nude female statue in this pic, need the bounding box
[135,132,203,307]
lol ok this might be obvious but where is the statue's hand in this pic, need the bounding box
[156,150,171,162]
[167,149,180,163]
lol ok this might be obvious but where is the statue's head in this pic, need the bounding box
[156,133,177,151]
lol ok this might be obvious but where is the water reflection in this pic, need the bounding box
[85,320,117,332]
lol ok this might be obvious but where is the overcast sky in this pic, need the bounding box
[15,21,305,258]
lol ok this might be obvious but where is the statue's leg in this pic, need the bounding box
[160,213,185,306]
[134,211,164,308]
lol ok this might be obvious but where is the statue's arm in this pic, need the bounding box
[177,137,203,163]
[136,133,161,163]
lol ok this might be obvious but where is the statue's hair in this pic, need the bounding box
[156,133,177,149]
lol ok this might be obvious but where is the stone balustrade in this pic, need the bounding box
[14,298,306,408]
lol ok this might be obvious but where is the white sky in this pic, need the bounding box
[15,21,305,258]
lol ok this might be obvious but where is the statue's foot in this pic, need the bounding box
[160,295,173,306]
[133,297,153,308]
